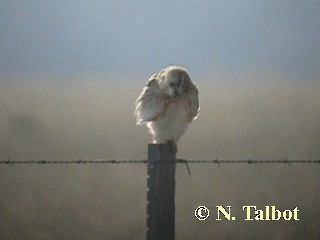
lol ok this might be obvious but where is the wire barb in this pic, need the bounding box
[5,156,12,166]
[282,156,291,166]
[214,158,220,167]
[177,159,191,175]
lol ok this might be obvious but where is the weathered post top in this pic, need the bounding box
[148,143,176,163]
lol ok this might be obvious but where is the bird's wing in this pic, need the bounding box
[187,82,200,122]
[135,74,166,126]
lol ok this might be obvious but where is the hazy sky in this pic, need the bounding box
[1,1,320,80]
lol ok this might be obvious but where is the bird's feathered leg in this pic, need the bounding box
[166,137,178,153]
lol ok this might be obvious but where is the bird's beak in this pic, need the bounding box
[173,87,179,97]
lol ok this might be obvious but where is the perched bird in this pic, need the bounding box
[134,65,199,152]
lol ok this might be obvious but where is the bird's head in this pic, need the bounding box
[159,66,191,98]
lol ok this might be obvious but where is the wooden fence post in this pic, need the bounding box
[146,143,176,240]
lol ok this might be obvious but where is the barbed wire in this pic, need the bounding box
[1,157,319,175]
[1,157,319,166]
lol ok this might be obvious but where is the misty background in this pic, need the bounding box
[1,1,320,239]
